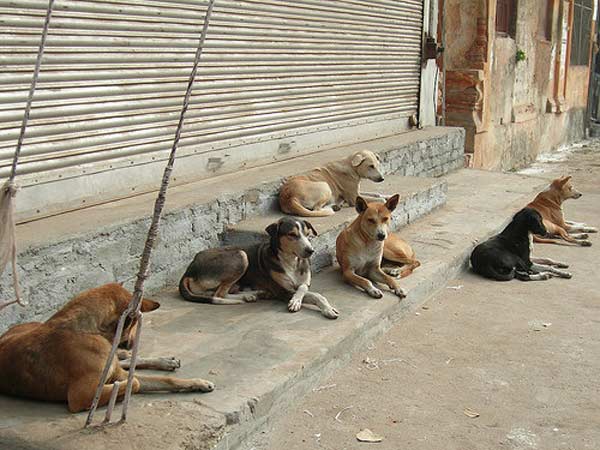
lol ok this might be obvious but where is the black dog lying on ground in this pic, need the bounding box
[470,208,572,281]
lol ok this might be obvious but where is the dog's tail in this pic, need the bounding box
[178,277,213,303]
[281,197,335,217]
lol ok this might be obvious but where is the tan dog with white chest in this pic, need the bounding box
[336,194,407,299]
[279,150,386,217]
[527,175,597,246]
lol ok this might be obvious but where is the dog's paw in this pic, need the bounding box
[580,240,593,247]
[539,272,552,280]
[587,227,598,233]
[557,270,572,279]
[554,261,569,269]
[323,307,340,320]
[195,379,215,393]
[243,293,258,303]
[393,287,407,299]
[366,287,384,299]
[161,357,181,371]
[288,297,303,312]
[573,233,589,239]
[386,267,401,278]
[181,379,215,393]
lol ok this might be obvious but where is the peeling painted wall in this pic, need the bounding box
[444,0,592,170]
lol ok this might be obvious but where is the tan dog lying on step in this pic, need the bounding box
[527,175,597,246]
[0,283,214,412]
[336,195,407,299]
[279,150,387,217]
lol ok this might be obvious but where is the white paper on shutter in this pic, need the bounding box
[0,0,423,220]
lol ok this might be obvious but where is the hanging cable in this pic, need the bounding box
[0,0,56,311]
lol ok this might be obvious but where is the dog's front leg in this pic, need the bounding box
[369,268,407,298]
[342,269,383,298]
[566,221,598,233]
[120,356,181,371]
[288,283,309,312]
[530,263,572,279]
[135,374,214,394]
[530,257,569,268]
[303,291,339,319]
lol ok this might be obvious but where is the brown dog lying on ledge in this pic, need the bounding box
[0,283,214,412]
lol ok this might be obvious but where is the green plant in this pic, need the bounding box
[516,49,526,63]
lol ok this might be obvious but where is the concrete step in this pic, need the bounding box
[224,175,447,272]
[0,127,464,334]
[0,169,552,450]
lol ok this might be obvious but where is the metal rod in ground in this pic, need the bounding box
[84,0,217,427]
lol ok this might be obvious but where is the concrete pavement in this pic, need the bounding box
[253,142,600,450]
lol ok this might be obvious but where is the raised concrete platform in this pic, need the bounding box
[0,169,551,450]
[225,175,447,272]
[0,127,464,333]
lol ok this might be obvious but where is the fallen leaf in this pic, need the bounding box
[356,428,383,443]
[463,408,480,418]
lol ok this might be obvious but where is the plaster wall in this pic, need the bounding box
[444,0,590,170]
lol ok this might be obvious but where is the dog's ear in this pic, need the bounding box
[352,152,365,167]
[559,175,572,186]
[141,298,160,312]
[304,220,318,236]
[385,194,400,212]
[265,222,279,254]
[355,196,368,214]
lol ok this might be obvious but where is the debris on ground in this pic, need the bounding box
[356,428,384,443]
[463,408,480,418]
[334,405,354,423]
[528,320,552,332]
[446,285,464,290]
[313,383,337,392]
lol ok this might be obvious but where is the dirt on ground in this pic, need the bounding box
[248,142,600,450]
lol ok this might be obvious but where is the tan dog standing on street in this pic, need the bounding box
[279,150,387,217]
[336,194,407,299]
[0,283,214,412]
[527,175,597,246]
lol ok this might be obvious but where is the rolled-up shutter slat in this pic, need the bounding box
[0,0,423,220]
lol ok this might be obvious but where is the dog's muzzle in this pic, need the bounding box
[377,232,387,241]
[304,248,315,257]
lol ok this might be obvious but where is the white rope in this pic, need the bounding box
[0,0,55,310]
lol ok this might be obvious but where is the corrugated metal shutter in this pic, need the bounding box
[0,0,423,220]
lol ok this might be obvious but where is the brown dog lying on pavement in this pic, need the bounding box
[336,194,407,299]
[279,150,388,217]
[527,175,597,246]
[0,283,214,412]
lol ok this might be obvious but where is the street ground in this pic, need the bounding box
[251,142,600,450]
